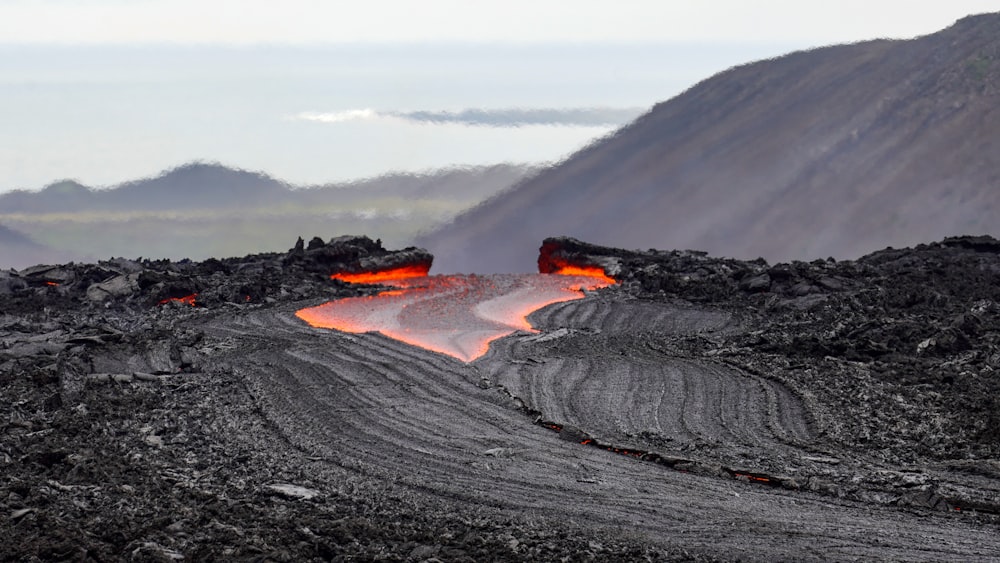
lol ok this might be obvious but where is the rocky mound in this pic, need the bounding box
[421,12,1000,273]
[544,234,1000,468]
[0,235,432,315]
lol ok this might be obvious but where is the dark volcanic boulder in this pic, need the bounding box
[0,236,436,313]
[289,235,434,277]
[537,237,625,277]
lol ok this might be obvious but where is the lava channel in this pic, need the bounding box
[296,272,614,362]
[330,265,430,284]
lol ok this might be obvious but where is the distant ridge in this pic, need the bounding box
[109,162,289,210]
[0,162,533,268]
[0,161,533,214]
[0,163,291,214]
[419,13,1000,273]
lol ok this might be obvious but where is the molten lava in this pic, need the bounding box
[159,294,198,306]
[735,472,772,484]
[331,264,431,284]
[549,264,616,285]
[296,272,613,362]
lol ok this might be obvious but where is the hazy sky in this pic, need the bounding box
[1,1,995,193]
[2,0,996,44]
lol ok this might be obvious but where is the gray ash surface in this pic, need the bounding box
[3,235,1000,561]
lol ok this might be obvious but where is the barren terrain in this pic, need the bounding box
[3,235,1000,560]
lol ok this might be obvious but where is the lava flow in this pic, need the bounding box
[330,264,430,284]
[297,269,615,362]
[548,264,615,285]
[158,294,198,306]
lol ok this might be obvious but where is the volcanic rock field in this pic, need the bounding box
[3,235,1000,561]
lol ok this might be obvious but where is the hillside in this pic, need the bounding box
[0,163,531,268]
[0,223,39,267]
[0,223,68,270]
[418,13,1000,273]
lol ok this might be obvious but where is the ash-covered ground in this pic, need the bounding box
[2,235,1000,561]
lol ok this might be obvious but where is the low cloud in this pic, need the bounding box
[293,107,644,128]
[295,109,380,123]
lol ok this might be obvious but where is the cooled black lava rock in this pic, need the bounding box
[4,233,1000,561]
[598,235,1000,463]
[0,235,433,314]
[286,235,433,276]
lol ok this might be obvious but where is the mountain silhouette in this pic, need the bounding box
[0,162,532,268]
[0,163,289,213]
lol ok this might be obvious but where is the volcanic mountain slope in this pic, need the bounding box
[420,12,1000,273]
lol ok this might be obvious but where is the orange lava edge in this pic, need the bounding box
[551,264,617,285]
[158,293,198,306]
[295,273,614,362]
[330,264,430,284]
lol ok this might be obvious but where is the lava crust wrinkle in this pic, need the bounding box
[207,294,1000,561]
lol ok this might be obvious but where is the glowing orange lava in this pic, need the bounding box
[296,272,613,362]
[159,294,198,306]
[539,250,617,286]
[735,472,771,483]
[550,264,616,285]
[330,264,431,284]
[44,281,60,287]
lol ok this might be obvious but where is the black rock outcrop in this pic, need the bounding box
[553,235,1000,464]
[1,235,432,314]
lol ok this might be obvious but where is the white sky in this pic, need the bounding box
[0,0,996,45]
[1,1,997,192]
